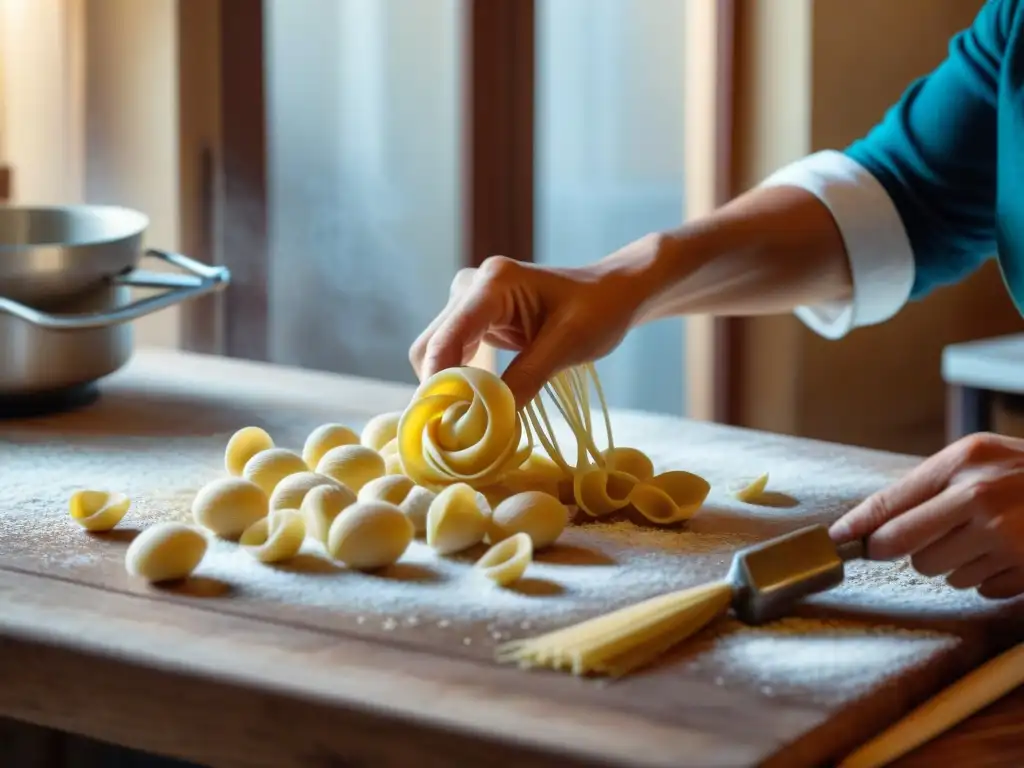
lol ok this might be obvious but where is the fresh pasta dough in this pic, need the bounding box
[399,485,436,535]
[225,426,275,476]
[398,367,529,488]
[243,448,308,495]
[517,359,711,524]
[489,491,568,549]
[125,522,208,583]
[302,423,360,469]
[269,471,340,512]
[359,475,436,535]
[327,500,414,570]
[378,438,404,475]
[192,477,268,538]
[497,580,733,677]
[520,364,634,517]
[629,471,711,525]
[361,411,402,453]
[385,456,404,476]
[239,510,306,563]
[480,457,565,508]
[358,474,414,505]
[728,472,770,502]
[301,483,358,545]
[476,532,533,586]
[574,468,637,517]
[315,444,385,493]
[426,482,490,555]
[68,490,131,531]
[602,447,655,483]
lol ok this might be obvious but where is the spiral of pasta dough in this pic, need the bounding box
[398,367,529,489]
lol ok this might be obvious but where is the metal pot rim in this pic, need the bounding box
[0,204,150,251]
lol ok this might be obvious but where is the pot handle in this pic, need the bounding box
[0,248,230,330]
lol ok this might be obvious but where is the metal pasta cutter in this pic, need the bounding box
[727,524,866,625]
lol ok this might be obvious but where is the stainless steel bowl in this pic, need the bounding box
[0,205,230,397]
[0,204,149,304]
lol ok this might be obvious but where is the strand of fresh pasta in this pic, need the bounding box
[496,581,733,677]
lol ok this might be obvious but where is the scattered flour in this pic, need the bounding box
[684,618,959,705]
[0,407,993,698]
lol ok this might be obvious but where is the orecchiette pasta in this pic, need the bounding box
[192,476,268,539]
[239,510,306,563]
[327,501,414,570]
[125,522,208,583]
[68,490,131,532]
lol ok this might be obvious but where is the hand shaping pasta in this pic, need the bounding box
[408,252,657,409]
[830,432,1024,599]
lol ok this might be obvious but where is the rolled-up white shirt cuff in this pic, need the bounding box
[759,150,916,340]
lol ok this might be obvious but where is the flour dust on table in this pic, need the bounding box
[0,363,998,694]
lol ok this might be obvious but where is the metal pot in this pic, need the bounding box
[0,204,149,304]
[0,205,230,397]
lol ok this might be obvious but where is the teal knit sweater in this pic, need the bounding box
[846,0,1024,311]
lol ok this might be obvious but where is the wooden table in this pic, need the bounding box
[943,332,1024,442]
[1,349,1022,768]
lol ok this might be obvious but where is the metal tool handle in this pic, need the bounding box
[0,248,230,331]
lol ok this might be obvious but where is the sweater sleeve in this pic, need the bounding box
[759,0,1017,340]
[844,0,1014,299]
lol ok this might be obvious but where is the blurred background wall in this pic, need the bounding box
[1,0,1020,455]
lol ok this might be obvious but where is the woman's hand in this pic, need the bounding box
[830,432,1024,599]
[409,240,662,409]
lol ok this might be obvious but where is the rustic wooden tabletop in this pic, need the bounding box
[0,349,1020,768]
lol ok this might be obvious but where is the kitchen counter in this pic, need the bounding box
[0,349,1021,768]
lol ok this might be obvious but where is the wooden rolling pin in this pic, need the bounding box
[838,640,1024,767]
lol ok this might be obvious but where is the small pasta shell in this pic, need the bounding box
[426,483,490,555]
[192,477,268,539]
[301,483,358,545]
[302,423,360,468]
[269,471,341,512]
[225,426,274,476]
[125,522,207,582]
[489,491,568,549]
[361,412,402,453]
[574,468,636,517]
[728,472,770,502]
[601,447,655,483]
[239,510,306,563]
[243,448,308,495]
[476,532,532,586]
[630,470,710,525]
[327,501,414,570]
[316,445,385,493]
[69,490,131,531]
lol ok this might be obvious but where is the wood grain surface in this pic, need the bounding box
[0,349,1021,768]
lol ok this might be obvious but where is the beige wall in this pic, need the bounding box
[0,0,181,348]
[0,0,83,203]
[729,0,1023,456]
[83,0,181,348]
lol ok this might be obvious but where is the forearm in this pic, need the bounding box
[601,184,853,326]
